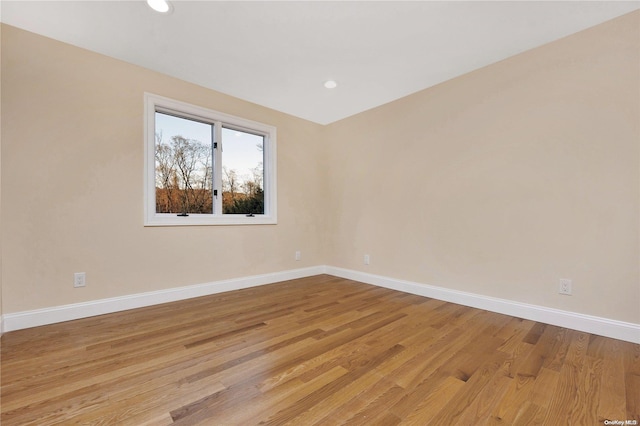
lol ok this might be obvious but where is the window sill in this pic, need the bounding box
[144,214,277,227]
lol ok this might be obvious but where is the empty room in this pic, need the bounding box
[1,1,639,425]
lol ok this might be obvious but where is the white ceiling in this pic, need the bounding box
[2,1,639,124]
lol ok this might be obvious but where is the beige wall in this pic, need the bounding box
[0,23,3,321]
[1,11,639,326]
[1,24,326,313]
[325,11,640,324]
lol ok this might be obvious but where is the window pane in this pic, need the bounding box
[155,112,213,214]
[221,127,265,215]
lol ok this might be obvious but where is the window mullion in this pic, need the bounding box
[213,121,223,215]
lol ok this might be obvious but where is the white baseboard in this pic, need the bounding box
[325,266,640,344]
[1,266,324,333]
[2,265,638,344]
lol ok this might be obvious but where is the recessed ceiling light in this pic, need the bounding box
[324,80,337,89]
[147,0,172,14]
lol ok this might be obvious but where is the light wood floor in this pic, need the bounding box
[1,275,639,425]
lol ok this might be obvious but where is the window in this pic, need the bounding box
[144,93,277,225]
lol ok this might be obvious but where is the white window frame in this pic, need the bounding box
[144,93,277,226]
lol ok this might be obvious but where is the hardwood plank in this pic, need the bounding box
[426,353,510,425]
[541,330,589,424]
[488,373,536,425]
[260,344,406,425]
[211,366,350,425]
[624,342,640,421]
[281,369,389,425]
[526,366,560,417]
[567,355,603,425]
[453,368,512,425]
[338,382,406,425]
[2,274,638,425]
[597,339,627,423]
[400,376,465,425]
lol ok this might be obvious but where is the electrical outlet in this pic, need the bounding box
[74,272,86,288]
[295,250,301,261]
[559,278,572,295]
[364,254,370,265]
